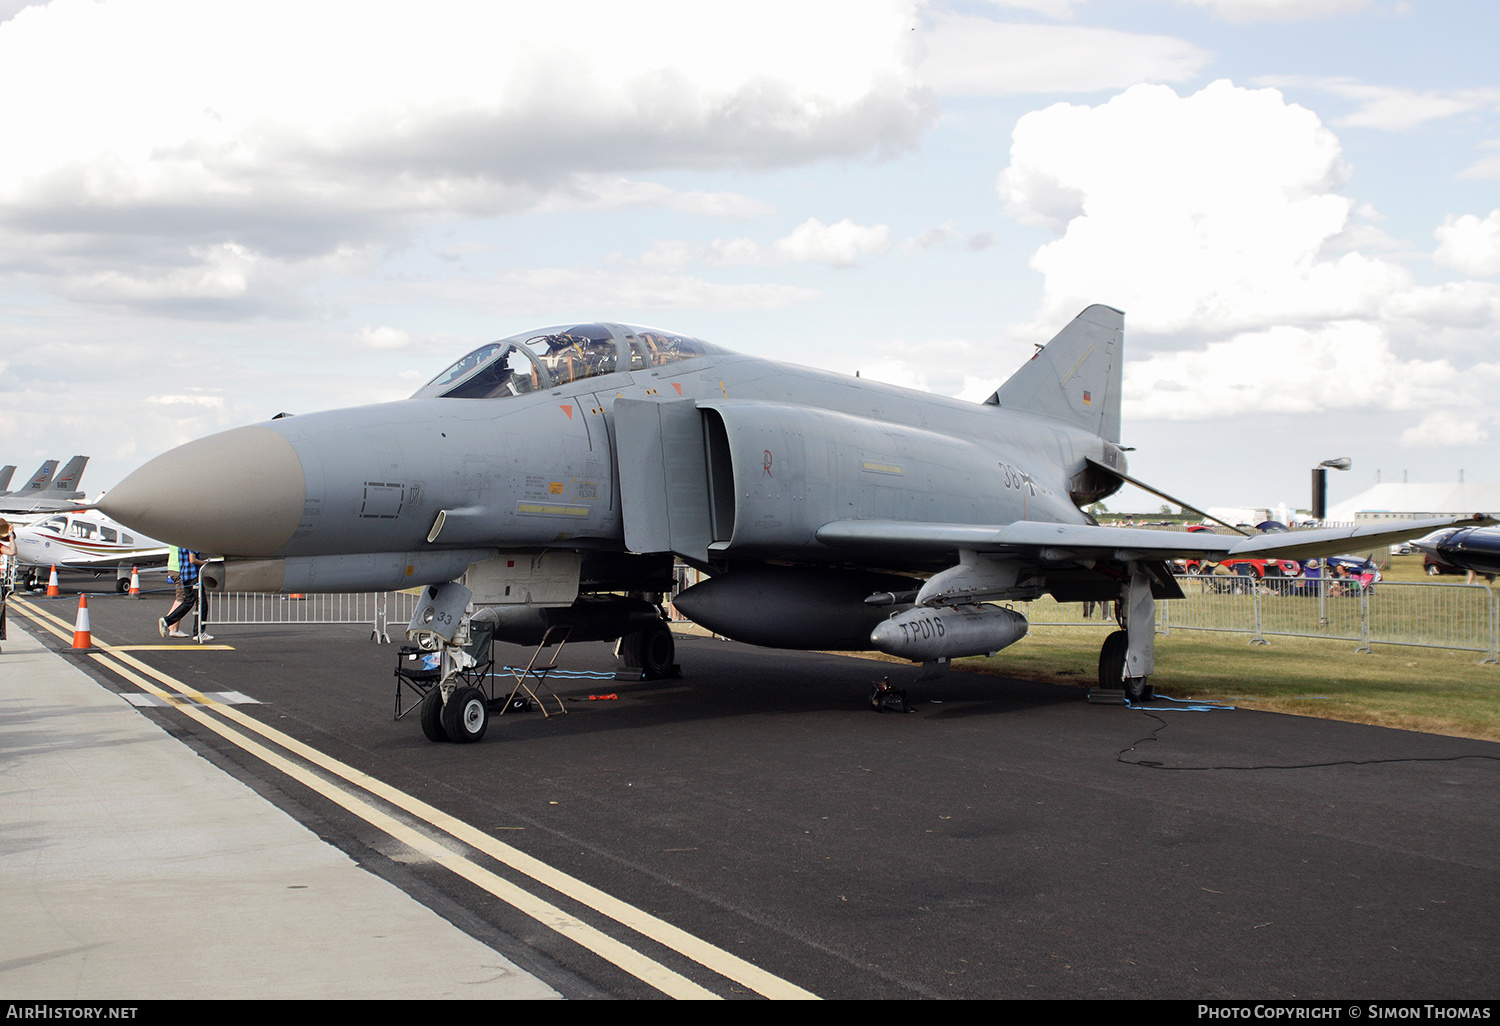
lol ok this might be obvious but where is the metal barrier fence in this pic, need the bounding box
[1010,576,1499,662]
[204,589,425,642]
[203,576,1499,662]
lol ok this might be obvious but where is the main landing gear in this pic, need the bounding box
[1095,565,1157,704]
[1098,629,1153,703]
[614,618,677,680]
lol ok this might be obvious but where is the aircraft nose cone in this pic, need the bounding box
[1410,530,1453,559]
[99,425,305,556]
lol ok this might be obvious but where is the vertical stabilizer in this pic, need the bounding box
[0,466,15,495]
[985,305,1123,443]
[43,455,89,497]
[17,460,58,493]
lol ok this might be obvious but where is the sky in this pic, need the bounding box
[1,0,1497,516]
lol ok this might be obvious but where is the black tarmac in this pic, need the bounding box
[8,574,1500,1001]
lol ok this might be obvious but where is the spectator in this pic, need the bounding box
[159,548,212,641]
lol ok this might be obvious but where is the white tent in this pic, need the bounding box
[1325,482,1500,523]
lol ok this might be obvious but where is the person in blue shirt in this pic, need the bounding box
[159,548,211,640]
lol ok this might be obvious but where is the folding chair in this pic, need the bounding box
[393,619,496,719]
[500,624,572,717]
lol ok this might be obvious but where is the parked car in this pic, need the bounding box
[1173,524,1300,579]
[1218,557,1304,579]
[1424,552,1465,576]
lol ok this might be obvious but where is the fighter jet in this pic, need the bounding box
[0,456,90,514]
[3,459,58,498]
[99,306,1491,742]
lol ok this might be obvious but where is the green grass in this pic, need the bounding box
[683,553,1500,742]
[949,625,1500,742]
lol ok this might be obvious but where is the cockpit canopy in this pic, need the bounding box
[410,322,731,400]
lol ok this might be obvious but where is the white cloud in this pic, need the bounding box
[977,0,1081,17]
[1435,211,1500,278]
[751,219,893,267]
[1122,321,1468,421]
[1333,87,1484,132]
[356,326,413,351]
[919,17,1210,96]
[1257,77,1500,131]
[998,81,1401,335]
[1177,0,1372,21]
[421,266,823,315]
[0,0,931,314]
[638,218,893,269]
[997,78,1500,452]
[145,393,225,409]
[1398,411,1493,449]
[1459,140,1500,180]
[901,221,996,253]
[533,178,776,220]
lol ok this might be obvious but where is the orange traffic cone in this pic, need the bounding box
[71,594,92,649]
[128,567,141,596]
[47,565,59,596]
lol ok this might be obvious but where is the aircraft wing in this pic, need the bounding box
[815,514,1497,563]
[0,496,89,515]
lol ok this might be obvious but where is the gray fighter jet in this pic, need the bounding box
[100,307,1490,741]
[0,456,90,514]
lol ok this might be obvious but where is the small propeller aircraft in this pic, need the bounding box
[9,509,171,592]
[99,306,1491,742]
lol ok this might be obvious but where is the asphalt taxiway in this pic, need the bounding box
[0,593,562,1000]
[5,578,1500,1000]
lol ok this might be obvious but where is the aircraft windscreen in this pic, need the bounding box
[420,342,501,394]
[412,323,729,400]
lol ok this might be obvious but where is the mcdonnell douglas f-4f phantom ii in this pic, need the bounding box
[99,306,1491,742]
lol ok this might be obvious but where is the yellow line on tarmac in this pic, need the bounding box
[8,596,818,1000]
[10,597,714,998]
[109,644,236,651]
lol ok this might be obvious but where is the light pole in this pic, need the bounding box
[1311,457,1351,522]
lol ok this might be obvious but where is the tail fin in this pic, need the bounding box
[17,460,59,493]
[985,304,1123,443]
[44,456,89,496]
[0,466,15,494]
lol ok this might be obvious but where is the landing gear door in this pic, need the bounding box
[615,397,712,562]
